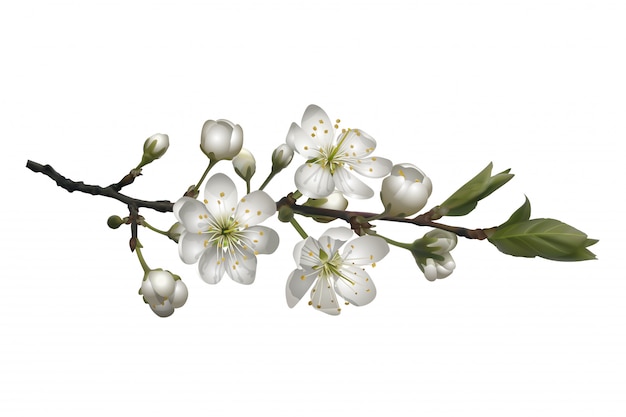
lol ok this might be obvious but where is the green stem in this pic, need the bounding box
[193,159,218,193]
[135,240,150,273]
[289,217,308,239]
[365,230,411,250]
[259,170,277,191]
[140,220,168,236]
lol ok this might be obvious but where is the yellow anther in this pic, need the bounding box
[257,210,262,215]
[304,146,309,150]
[203,199,208,204]
[398,169,405,177]
[220,192,225,197]
[300,275,306,281]
[245,209,250,213]
[371,157,377,161]
[372,262,377,267]
[319,119,324,124]
[336,119,341,123]
[311,133,316,137]
[241,198,246,202]
[313,126,318,131]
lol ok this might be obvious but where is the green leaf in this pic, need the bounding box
[437,163,514,217]
[488,218,597,261]
[499,196,532,228]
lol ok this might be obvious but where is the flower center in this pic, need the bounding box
[204,215,243,250]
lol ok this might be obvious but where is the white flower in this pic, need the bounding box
[415,230,457,281]
[174,173,279,285]
[285,227,389,315]
[139,269,188,317]
[381,163,432,216]
[232,148,256,181]
[287,105,392,199]
[200,119,243,162]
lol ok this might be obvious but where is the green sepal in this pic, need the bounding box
[437,162,514,217]
[488,218,597,261]
[319,249,329,262]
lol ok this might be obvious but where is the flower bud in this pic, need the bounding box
[381,163,432,217]
[167,222,184,243]
[107,215,125,229]
[200,119,243,162]
[271,143,294,172]
[410,230,458,281]
[232,148,256,182]
[139,269,188,317]
[140,133,169,166]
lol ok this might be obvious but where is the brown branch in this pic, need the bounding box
[26,160,174,213]
[27,160,495,241]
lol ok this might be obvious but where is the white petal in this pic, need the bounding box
[338,129,376,158]
[342,235,390,265]
[333,166,374,199]
[198,246,226,284]
[295,163,335,198]
[285,268,318,308]
[140,279,162,306]
[334,265,376,306]
[224,248,258,285]
[234,190,276,227]
[301,105,334,148]
[292,238,309,265]
[151,301,175,317]
[289,123,320,159]
[178,231,209,264]
[175,198,209,233]
[147,270,176,297]
[170,280,188,308]
[173,197,195,220]
[350,156,393,178]
[244,226,279,254]
[203,173,238,217]
[310,276,341,315]
[318,227,352,254]
[296,237,323,268]
[320,227,354,242]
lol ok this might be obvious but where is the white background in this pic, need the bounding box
[1,1,624,415]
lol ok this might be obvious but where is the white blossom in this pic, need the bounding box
[174,173,279,285]
[200,119,243,162]
[381,163,432,216]
[286,227,389,315]
[416,230,457,281]
[287,105,392,199]
[139,269,188,317]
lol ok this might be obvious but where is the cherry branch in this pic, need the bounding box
[26,160,495,240]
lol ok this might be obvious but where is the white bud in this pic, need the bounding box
[139,269,187,317]
[420,254,456,281]
[381,163,432,216]
[141,133,169,165]
[271,143,294,171]
[200,119,243,161]
[232,148,256,181]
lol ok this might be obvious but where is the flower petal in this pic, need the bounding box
[151,301,175,317]
[198,246,226,284]
[285,268,318,308]
[289,123,320,159]
[342,235,390,265]
[170,280,188,308]
[235,190,276,227]
[333,166,374,199]
[338,129,377,158]
[244,226,279,255]
[175,198,210,233]
[310,276,341,315]
[295,163,335,198]
[178,231,209,264]
[334,265,376,306]
[203,173,238,217]
[301,105,334,148]
[224,248,258,285]
[297,237,323,268]
[350,156,393,178]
